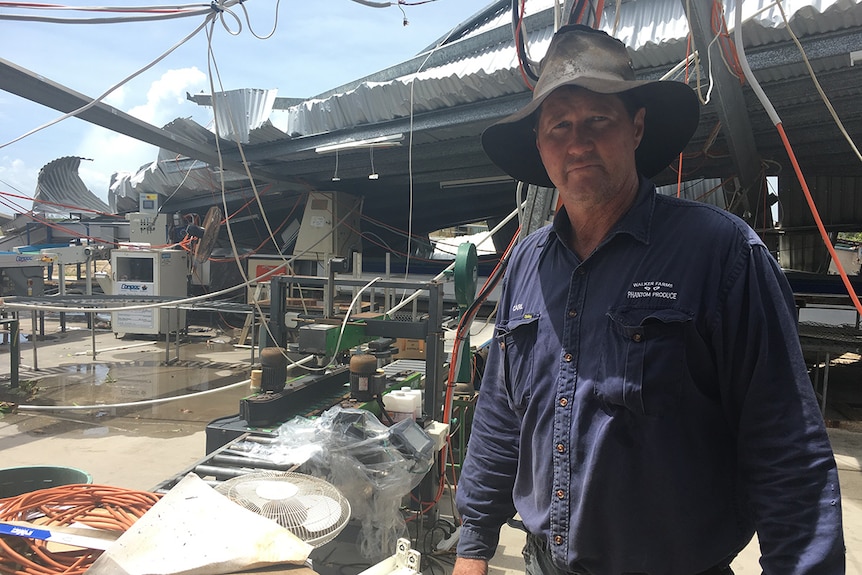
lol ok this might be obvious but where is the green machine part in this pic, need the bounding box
[453,242,478,384]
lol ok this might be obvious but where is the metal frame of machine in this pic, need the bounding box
[265,273,448,423]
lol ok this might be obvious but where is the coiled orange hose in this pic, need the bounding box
[0,484,161,575]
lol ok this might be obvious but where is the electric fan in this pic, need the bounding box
[186,205,223,265]
[215,471,351,548]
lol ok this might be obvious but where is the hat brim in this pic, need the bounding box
[481,80,700,186]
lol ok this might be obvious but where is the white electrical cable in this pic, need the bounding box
[0,2,212,12]
[301,276,383,372]
[0,11,216,150]
[0,12,210,23]
[349,0,394,7]
[386,201,524,317]
[771,0,862,163]
[397,18,464,306]
[16,378,251,412]
[15,352,321,412]
[733,0,780,124]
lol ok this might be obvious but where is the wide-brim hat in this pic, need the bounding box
[482,25,700,187]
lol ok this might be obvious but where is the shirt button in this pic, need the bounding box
[556,443,565,453]
[577,268,585,275]
[559,397,568,407]
[632,333,643,343]
[568,309,577,318]
[563,353,573,362]
[556,489,565,499]
[554,535,564,545]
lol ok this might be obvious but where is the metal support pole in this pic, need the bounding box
[3,318,20,388]
[425,281,446,423]
[250,308,256,365]
[30,311,38,370]
[353,251,362,306]
[175,306,181,362]
[165,308,172,364]
[385,253,392,313]
[684,0,763,222]
[58,254,67,332]
[85,254,93,295]
[90,311,97,360]
[821,352,831,417]
[325,261,336,319]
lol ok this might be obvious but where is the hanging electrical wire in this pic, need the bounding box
[0,7,218,150]
[733,0,862,317]
[772,0,862,165]
[0,6,212,24]
[512,0,539,87]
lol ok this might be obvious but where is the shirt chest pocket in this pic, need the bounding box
[595,307,692,416]
[497,314,541,412]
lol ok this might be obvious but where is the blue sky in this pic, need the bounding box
[0,0,492,212]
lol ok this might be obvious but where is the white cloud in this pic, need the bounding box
[0,156,38,213]
[74,67,210,201]
[103,85,127,108]
[130,67,208,126]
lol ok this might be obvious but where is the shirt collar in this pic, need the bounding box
[549,176,655,251]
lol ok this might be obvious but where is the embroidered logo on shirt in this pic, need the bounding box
[627,280,678,300]
[512,303,524,312]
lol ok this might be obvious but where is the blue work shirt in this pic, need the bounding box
[456,177,844,574]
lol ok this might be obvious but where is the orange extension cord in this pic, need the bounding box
[0,484,161,575]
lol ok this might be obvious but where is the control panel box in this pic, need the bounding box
[128,212,168,246]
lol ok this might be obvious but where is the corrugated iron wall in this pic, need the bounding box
[780,175,862,229]
[777,175,862,271]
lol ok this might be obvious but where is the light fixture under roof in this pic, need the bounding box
[315,134,403,154]
[368,147,379,180]
[440,176,515,189]
[331,150,341,181]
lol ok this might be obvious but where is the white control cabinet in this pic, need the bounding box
[110,249,188,335]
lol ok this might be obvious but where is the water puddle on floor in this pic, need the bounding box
[16,359,254,430]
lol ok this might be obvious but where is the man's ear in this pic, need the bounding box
[633,107,646,148]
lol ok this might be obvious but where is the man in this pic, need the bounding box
[454,25,844,575]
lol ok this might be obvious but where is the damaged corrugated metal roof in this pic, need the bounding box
[284,0,862,136]
[67,0,862,257]
[35,156,110,216]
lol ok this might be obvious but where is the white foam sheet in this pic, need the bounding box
[86,473,313,575]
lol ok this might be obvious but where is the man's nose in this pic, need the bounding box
[565,127,593,154]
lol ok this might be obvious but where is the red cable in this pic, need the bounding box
[776,122,862,316]
[594,0,605,27]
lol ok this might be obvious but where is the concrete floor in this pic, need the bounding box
[1,316,861,574]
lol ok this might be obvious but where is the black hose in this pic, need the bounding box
[511,0,540,83]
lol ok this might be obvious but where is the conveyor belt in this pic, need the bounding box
[152,434,300,493]
[154,360,427,493]
[798,321,862,355]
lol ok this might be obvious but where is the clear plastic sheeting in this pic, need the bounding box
[245,407,434,561]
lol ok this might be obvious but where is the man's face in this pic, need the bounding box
[535,86,645,207]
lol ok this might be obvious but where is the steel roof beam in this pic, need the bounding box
[684,0,764,224]
[0,57,288,184]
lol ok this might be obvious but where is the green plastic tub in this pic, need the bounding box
[0,465,92,498]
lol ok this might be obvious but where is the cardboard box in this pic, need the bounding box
[394,338,426,359]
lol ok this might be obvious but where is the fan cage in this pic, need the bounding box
[215,471,351,548]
